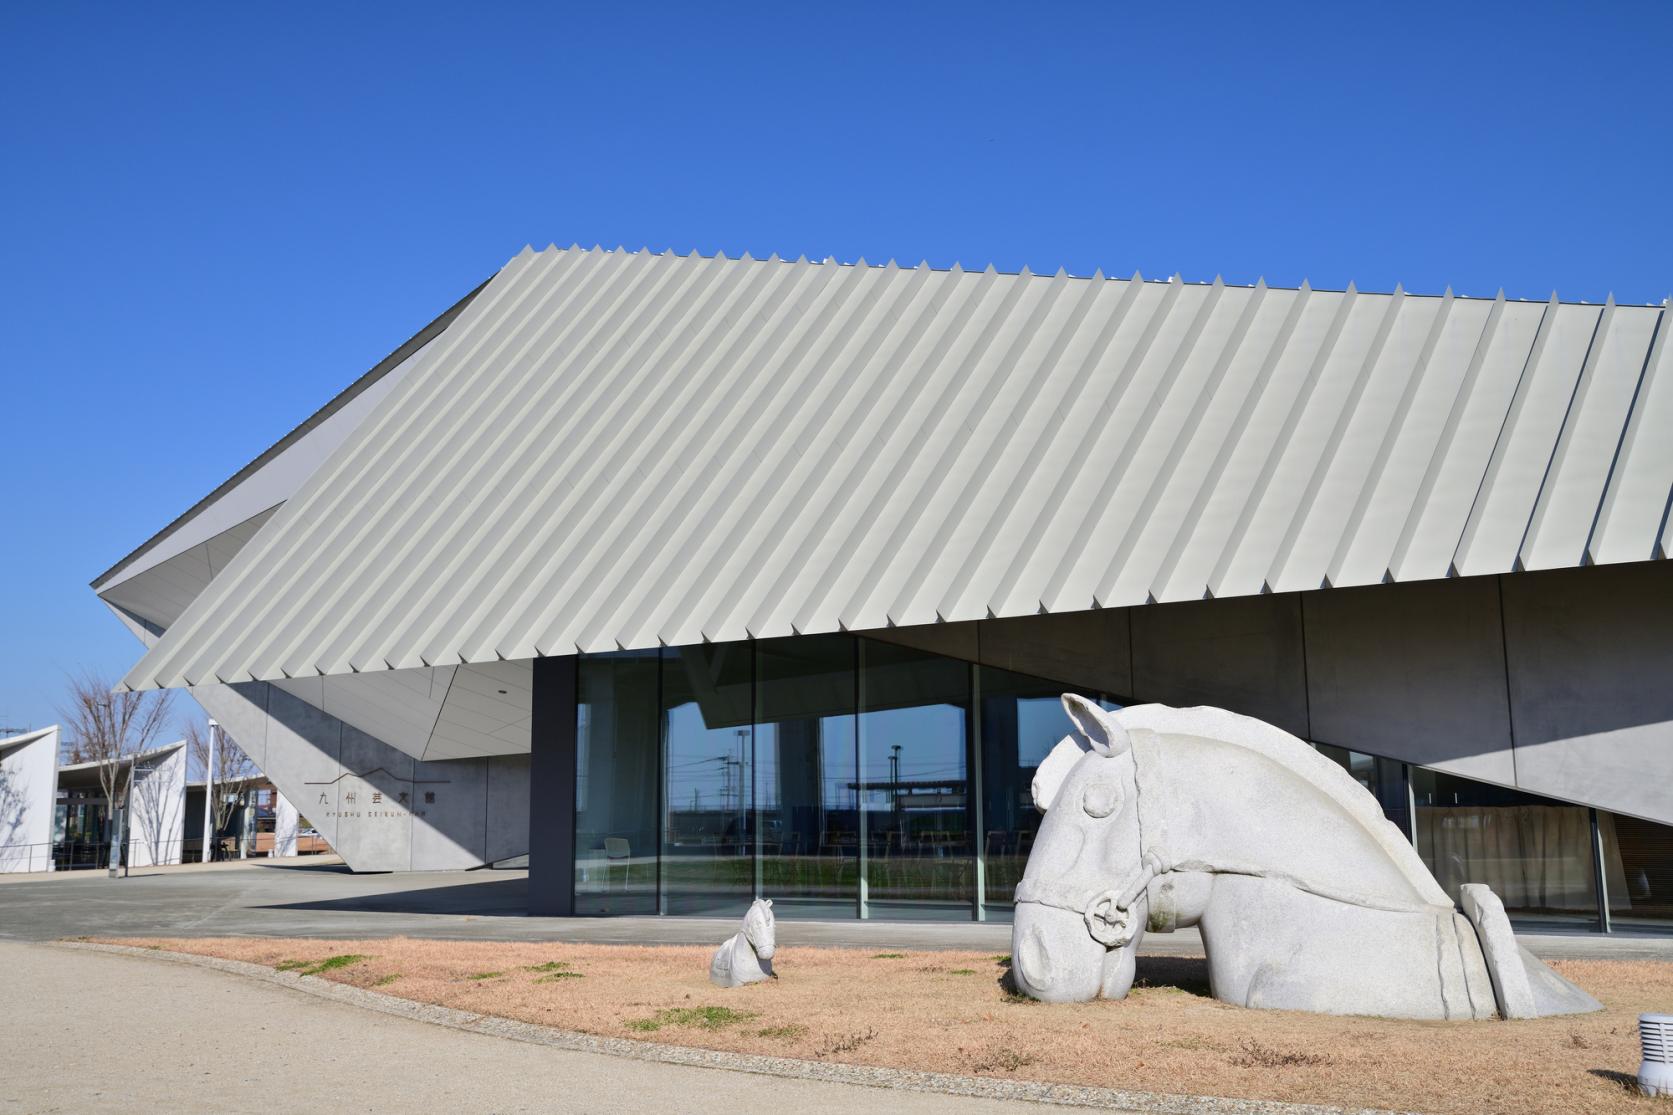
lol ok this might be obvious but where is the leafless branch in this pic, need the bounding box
[56,669,175,852]
[184,717,259,848]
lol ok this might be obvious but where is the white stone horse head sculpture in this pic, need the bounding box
[1011,696,1601,1021]
[709,897,776,988]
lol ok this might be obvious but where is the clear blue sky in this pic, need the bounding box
[1,2,1669,738]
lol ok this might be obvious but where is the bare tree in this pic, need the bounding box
[58,737,86,765]
[184,719,258,861]
[58,670,174,877]
[0,765,28,868]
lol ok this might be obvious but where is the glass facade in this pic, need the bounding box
[1605,812,1673,930]
[567,634,1664,932]
[661,644,754,915]
[978,667,1118,919]
[1411,767,1599,929]
[568,634,1125,920]
[755,635,857,919]
[858,640,972,920]
[1307,744,1673,934]
[1314,742,1411,839]
[574,651,659,915]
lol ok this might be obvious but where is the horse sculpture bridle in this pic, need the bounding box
[1013,848,1168,948]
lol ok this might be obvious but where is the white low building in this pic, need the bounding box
[0,727,60,873]
[2,729,189,873]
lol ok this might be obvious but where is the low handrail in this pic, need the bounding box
[0,836,235,874]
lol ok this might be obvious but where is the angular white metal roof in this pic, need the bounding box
[121,246,1671,691]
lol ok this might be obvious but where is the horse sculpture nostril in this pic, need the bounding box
[1012,902,1104,1002]
[1016,923,1054,992]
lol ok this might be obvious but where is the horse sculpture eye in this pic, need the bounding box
[1082,781,1121,818]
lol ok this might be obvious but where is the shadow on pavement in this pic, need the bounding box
[245,861,356,875]
[255,877,530,917]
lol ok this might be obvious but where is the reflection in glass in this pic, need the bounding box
[575,652,659,915]
[1411,767,1598,929]
[1601,812,1673,930]
[754,635,858,919]
[561,632,1666,935]
[1314,742,1411,840]
[661,644,754,915]
[978,667,1119,918]
[858,639,972,920]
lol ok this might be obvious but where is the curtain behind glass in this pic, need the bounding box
[1412,768,1598,927]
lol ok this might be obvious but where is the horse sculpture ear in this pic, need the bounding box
[1060,694,1131,757]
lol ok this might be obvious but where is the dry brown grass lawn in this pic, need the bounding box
[99,936,1670,1115]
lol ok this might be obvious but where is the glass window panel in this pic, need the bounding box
[754,635,858,919]
[574,652,659,916]
[1313,743,1411,840]
[978,666,1121,919]
[1411,767,1599,929]
[858,638,972,921]
[662,644,754,916]
[1601,812,1673,930]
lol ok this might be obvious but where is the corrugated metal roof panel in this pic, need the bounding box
[119,248,1671,691]
[1453,301,1602,577]
[1521,301,1662,570]
[1591,309,1672,565]
[1386,297,1549,582]
[1324,294,1494,589]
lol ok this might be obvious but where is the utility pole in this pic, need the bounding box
[890,744,902,818]
[202,720,217,863]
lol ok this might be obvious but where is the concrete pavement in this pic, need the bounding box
[0,940,1078,1114]
[0,860,1668,960]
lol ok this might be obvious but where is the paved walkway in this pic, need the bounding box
[1,860,1668,960]
[0,941,1076,1114]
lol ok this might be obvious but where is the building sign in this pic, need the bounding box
[303,767,450,821]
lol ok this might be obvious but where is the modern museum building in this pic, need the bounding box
[100,246,1673,930]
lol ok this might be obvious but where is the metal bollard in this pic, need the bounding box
[1642,1013,1673,1097]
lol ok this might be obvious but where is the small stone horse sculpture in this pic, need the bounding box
[1012,696,1601,1021]
[709,897,776,988]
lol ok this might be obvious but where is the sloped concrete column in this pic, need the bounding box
[528,654,579,916]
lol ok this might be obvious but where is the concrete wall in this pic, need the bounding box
[0,727,58,873]
[272,791,299,857]
[1500,562,1673,826]
[870,561,1673,826]
[864,610,1131,700]
[1285,563,1673,824]
[1132,593,1309,738]
[188,679,529,872]
[1300,577,1516,786]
